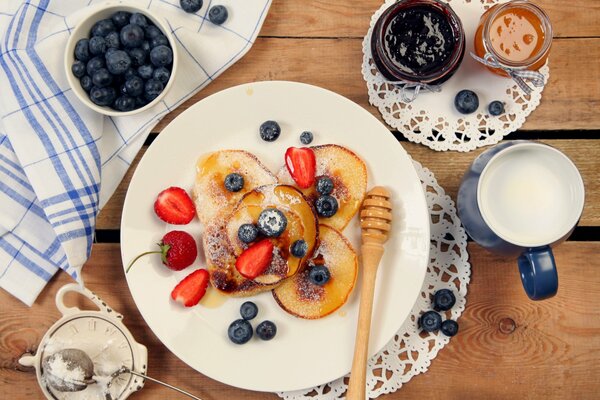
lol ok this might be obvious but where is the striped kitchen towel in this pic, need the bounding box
[0,0,271,306]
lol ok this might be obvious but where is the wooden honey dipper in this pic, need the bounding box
[347,186,392,400]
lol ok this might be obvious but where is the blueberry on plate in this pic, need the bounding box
[71,61,86,78]
[106,50,132,75]
[488,100,505,116]
[137,64,154,80]
[150,45,173,67]
[113,95,136,112]
[80,75,93,92]
[290,240,308,258]
[440,320,459,337]
[256,320,277,341]
[74,38,90,62]
[237,223,258,244]
[208,5,228,25]
[128,47,146,67]
[240,301,258,320]
[124,76,144,97]
[120,24,145,48]
[144,79,164,102]
[144,25,162,39]
[259,120,281,142]
[150,34,169,48]
[258,208,287,237]
[224,173,244,192]
[90,86,116,107]
[432,289,456,311]
[316,176,334,196]
[454,89,479,114]
[111,11,131,29]
[419,310,442,332]
[315,195,338,218]
[153,67,171,84]
[180,0,203,13]
[308,265,330,286]
[105,31,120,49]
[90,18,116,37]
[88,36,107,56]
[92,68,113,88]
[129,13,148,28]
[228,319,253,344]
[300,131,313,145]
[86,56,105,76]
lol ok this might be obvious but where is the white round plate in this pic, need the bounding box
[121,81,430,392]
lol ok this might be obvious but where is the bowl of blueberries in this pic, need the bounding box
[65,2,178,116]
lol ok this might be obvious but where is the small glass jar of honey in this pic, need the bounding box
[474,1,552,76]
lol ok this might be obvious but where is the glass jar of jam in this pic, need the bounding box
[370,0,465,87]
[474,1,552,76]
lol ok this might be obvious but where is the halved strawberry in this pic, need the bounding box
[171,269,210,307]
[154,187,196,224]
[285,147,316,189]
[235,239,274,279]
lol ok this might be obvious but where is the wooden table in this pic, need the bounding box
[2,1,600,398]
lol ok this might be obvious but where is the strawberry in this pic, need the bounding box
[126,230,197,273]
[171,269,210,307]
[235,239,274,279]
[154,187,196,224]
[285,147,316,189]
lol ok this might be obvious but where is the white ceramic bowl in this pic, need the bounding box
[64,1,178,116]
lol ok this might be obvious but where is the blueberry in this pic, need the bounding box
[128,47,146,67]
[258,208,287,237]
[316,176,334,195]
[80,75,93,92]
[228,319,252,344]
[153,67,171,84]
[123,68,137,80]
[419,311,442,332]
[90,19,116,37]
[91,68,113,88]
[74,38,90,62]
[256,320,277,341]
[150,34,169,48]
[315,195,338,218]
[240,301,258,320]
[113,95,136,112]
[208,5,228,25]
[144,25,162,39]
[141,40,151,53]
[86,56,105,76]
[71,61,86,78]
[105,47,119,57]
[224,173,244,192]
[144,79,164,102]
[137,64,154,80]
[120,24,145,48]
[300,131,313,145]
[106,50,131,75]
[89,36,107,56]
[89,86,116,107]
[259,120,281,142]
[308,265,330,286]
[150,45,173,67]
[105,31,120,49]
[237,224,258,244]
[290,240,308,258]
[440,320,459,337]
[129,13,148,28]
[124,76,144,97]
[454,89,479,114]
[432,289,456,311]
[111,11,132,29]
[180,0,203,13]
[135,96,148,108]
[488,100,505,116]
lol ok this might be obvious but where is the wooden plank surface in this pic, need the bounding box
[97,139,600,230]
[2,242,599,399]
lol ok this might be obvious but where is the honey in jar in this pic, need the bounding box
[474,1,552,76]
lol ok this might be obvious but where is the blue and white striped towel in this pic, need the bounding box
[0,0,271,306]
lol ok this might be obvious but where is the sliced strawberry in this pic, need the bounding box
[285,147,316,189]
[154,187,196,224]
[235,239,274,279]
[171,269,210,307]
[126,230,197,273]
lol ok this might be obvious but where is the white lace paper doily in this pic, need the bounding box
[362,0,550,152]
[279,160,471,399]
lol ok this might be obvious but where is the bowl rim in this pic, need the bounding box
[64,0,179,117]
